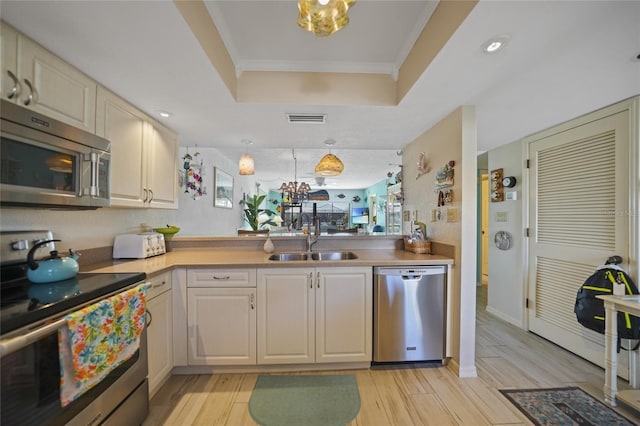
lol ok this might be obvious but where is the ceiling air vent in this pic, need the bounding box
[286,113,327,124]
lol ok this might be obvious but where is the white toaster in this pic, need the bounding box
[112,232,166,259]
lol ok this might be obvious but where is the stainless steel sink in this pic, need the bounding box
[268,252,309,261]
[310,251,358,261]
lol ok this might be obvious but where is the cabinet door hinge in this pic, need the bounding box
[526,298,529,308]
[525,228,530,237]
[526,159,530,169]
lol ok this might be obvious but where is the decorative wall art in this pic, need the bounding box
[213,167,234,208]
[432,161,455,222]
[434,161,455,190]
[180,148,207,200]
[494,230,513,250]
[490,168,504,202]
[416,152,431,179]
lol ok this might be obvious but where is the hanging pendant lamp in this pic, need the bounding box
[315,139,344,176]
[239,140,255,175]
[297,0,356,38]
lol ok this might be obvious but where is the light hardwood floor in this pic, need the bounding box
[143,286,640,425]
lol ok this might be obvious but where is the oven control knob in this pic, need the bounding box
[11,239,29,250]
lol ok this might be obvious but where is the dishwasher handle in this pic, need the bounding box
[374,266,446,276]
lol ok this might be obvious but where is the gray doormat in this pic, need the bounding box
[249,374,360,426]
[500,386,636,425]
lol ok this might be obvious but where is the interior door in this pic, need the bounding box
[481,174,489,284]
[527,109,630,374]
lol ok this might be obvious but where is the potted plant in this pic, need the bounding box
[241,194,278,231]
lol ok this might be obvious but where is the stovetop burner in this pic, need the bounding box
[1,272,146,335]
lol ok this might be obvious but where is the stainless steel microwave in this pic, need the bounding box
[0,99,110,209]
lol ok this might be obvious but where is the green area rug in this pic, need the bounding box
[249,374,360,426]
[500,386,636,425]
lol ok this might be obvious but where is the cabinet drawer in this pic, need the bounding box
[187,268,256,288]
[146,271,172,299]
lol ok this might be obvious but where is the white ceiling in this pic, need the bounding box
[1,1,638,190]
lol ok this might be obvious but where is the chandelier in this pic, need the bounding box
[279,149,311,205]
[297,0,356,38]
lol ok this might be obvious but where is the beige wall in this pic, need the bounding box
[402,106,477,377]
[486,140,525,327]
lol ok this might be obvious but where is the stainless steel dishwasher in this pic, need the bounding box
[373,266,446,363]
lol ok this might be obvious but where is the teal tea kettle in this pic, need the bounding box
[26,239,80,283]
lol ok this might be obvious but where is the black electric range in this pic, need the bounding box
[1,271,146,335]
[0,230,146,336]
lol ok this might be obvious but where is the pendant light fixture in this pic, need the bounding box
[315,139,344,176]
[238,140,255,175]
[279,149,311,205]
[297,0,356,38]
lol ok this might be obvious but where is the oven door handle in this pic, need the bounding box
[0,317,66,357]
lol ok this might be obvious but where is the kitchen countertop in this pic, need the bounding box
[87,248,454,276]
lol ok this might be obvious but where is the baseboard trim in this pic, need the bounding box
[486,305,523,328]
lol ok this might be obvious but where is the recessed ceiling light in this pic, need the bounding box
[482,36,509,53]
[158,111,172,118]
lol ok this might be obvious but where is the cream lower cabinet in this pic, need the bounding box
[146,272,173,398]
[257,266,372,365]
[187,268,257,365]
[1,22,96,132]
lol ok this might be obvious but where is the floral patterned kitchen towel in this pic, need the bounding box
[58,283,148,407]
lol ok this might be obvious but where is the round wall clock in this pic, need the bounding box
[494,231,513,250]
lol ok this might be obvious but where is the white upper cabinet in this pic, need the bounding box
[96,86,178,209]
[146,119,178,209]
[96,86,147,207]
[1,22,96,133]
[2,21,179,210]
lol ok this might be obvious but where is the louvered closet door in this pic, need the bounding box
[528,110,630,374]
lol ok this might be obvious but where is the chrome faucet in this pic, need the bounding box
[301,213,320,252]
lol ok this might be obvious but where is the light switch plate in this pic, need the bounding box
[447,208,458,222]
[496,211,509,222]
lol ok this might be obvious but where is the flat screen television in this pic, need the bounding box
[352,207,369,225]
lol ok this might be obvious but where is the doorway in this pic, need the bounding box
[477,152,489,287]
[481,174,488,285]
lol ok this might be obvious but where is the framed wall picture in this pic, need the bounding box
[213,167,233,208]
